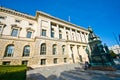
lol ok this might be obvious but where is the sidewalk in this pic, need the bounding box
[26,63,120,80]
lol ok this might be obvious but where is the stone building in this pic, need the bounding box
[0,7,89,68]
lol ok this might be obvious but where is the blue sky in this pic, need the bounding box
[0,0,120,46]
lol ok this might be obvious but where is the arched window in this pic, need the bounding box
[23,45,30,56]
[62,45,65,54]
[53,44,57,55]
[4,44,14,57]
[40,43,46,55]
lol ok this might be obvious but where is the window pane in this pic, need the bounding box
[51,31,54,38]
[54,58,57,64]
[11,29,18,37]
[23,45,30,56]
[62,46,65,54]
[42,29,46,36]
[40,44,46,55]
[53,45,56,55]
[27,31,32,38]
[22,61,28,65]
[41,59,46,65]
[59,34,62,39]
[0,26,2,33]
[5,45,14,57]
[2,61,10,65]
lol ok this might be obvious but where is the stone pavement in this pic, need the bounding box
[26,63,120,80]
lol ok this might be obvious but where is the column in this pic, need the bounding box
[48,21,51,38]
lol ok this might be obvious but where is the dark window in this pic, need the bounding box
[54,58,57,64]
[59,33,62,39]
[23,45,30,56]
[4,44,14,57]
[22,61,28,65]
[40,43,46,55]
[26,31,32,38]
[15,19,20,23]
[42,29,46,36]
[53,44,57,55]
[62,45,65,54]
[0,26,2,33]
[0,16,5,19]
[64,58,67,63]
[11,29,18,37]
[2,61,10,65]
[41,59,46,65]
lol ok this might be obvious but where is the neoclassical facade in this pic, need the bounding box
[0,7,89,68]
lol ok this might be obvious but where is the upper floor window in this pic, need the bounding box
[42,29,46,36]
[15,19,21,23]
[0,26,2,33]
[29,23,33,26]
[40,43,46,55]
[11,29,18,37]
[53,44,57,55]
[4,44,14,57]
[26,27,34,38]
[66,32,69,40]
[51,28,54,38]
[62,45,65,54]
[0,16,6,20]
[11,24,22,37]
[26,31,32,38]
[59,30,62,39]
[23,45,30,56]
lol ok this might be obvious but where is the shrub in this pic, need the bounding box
[0,65,27,80]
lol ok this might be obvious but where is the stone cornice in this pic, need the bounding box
[0,6,36,20]
[0,6,88,32]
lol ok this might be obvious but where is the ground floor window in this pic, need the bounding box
[54,58,57,64]
[64,58,67,63]
[41,59,46,65]
[2,61,10,65]
[22,60,28,65]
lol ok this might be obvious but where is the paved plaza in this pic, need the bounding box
[26,63,120,80]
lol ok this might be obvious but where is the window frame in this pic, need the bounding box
[40,43,46,55]
[4,44,14,57]
[26,31,32,38]
[42,29,46,36]
[23,45,30,57]
[53,44,57,55]
[41,59,46,65]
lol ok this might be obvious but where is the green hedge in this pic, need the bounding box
[0,65,27,80]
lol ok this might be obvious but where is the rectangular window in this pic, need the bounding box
[26,31,32,38]
[11,29,18,37]
[59,33,62,39]
[29,23,33,26]
[15,19,20,23]
[0,16,5,19]
[22,61,28,65]
[41,59,46,65]
[51,32,54,38]
[42,29,46,36]
[54,58,57,64]
[0,26,2,33]
[64,58,67,63]
[2,61,10,65]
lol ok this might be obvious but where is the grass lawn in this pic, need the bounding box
[0,65,27,80]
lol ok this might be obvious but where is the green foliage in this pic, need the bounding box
[0,65,27,80]
[109,50,117,58]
